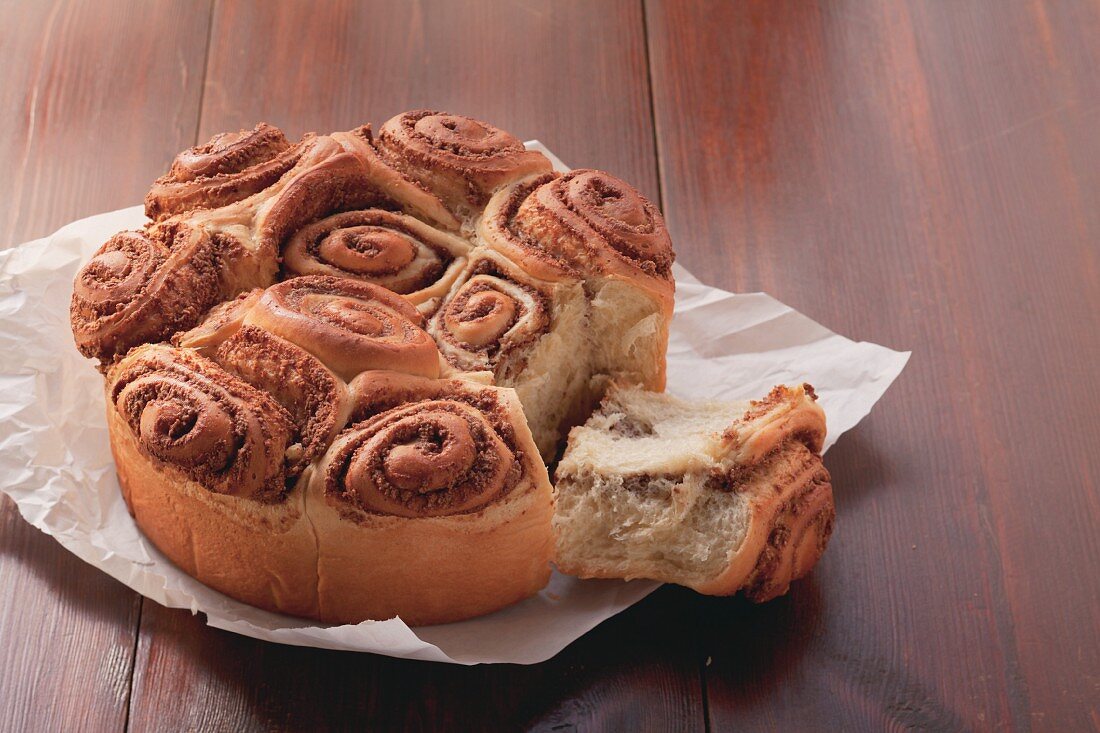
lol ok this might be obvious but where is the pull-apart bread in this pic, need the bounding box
[554,384,833,601]
[70,110,833,625]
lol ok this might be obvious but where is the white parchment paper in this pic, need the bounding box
[0,143,908,664]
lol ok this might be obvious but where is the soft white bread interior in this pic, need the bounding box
[553,383,833,601]
[587,278,669,391]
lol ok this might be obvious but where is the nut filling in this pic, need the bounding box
[325,395,525,519]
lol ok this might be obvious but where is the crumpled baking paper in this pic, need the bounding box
[0,143,908,664]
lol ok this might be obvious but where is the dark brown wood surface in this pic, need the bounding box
[2,0,1097,730]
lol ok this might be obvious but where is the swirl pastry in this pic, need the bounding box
[428,249,590,459]
[183,133,384,286]
[282,208,470,313]
[144,124,459,300]
[70,109,833,625]
[177,316,351,473]
[70,223,221,366]
[145,123,304,221]
[106,343,319,616]
[108,344,294,500]
[175,274,446,467]
[77,129,400,367]
[75,128,402,368]
[329,125,460,231]
[486,170,675,390]
[307,370,554,625]
[243,275,442,381]
[376,110,552,226]
[553,384,833,601]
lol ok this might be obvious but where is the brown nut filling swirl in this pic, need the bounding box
[70,224,221,366]
[244,275,441,381]
[428,255,551,374]
[213,326,349,471]
[323,396,522,518]
[282,209,469,306]
[514,169,675,284]
[109,346,295,502]
[175,288,352,470]
[376,110,551,220]
[478,173,579,283]
[145,123,303,221]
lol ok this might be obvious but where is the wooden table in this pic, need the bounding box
[2,1,1097,730]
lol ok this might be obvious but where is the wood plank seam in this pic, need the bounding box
[640,2,712,730]
[639,2,712,729]
[124,3,218,729]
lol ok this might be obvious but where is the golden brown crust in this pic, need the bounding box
[513,169,675,306]
[248,135,394,253]
[243,275,442,381]
[281,208,470,312]
[331,125,461,231]
[144,123,302,221]
[107,344,296,502]
[722,384,827,461]
[692,384,832,598]
[376,110,552,222]
[166,129,431,289]
[478,173,580,283]
[322,399,518,519]
[310,374,554,624]
[697,384,833,600]
[70,223,222,366]
[735,447,834,602]
[109,403,320,618]
[307,484,553,626]
[78,130,405,367]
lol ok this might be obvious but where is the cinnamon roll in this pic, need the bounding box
[330,125,460,231]
[77,147,370,367]
[428,249,591,459]
[307,371,554,625]
[186,133,381,285]
[144,123,304,221]
[214,327,350,471]
[488,169,675,391]
[106,344,320,617]
[70,223,221,366]
[69,110,843,628]
[148,126,451,297]
[243,275,442,381]
[282,208,470,313]
[176,293,351,471]
[553,384,833,602]
[376,110,552,226]
[477,172,578,283]
[108,343,295,501]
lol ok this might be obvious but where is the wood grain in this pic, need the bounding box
[3,0,1099,729]
[0,0,213,243]
[126,2,703,732]
[196,0,660,202]
[129,586,705,732]
[0,2,211,731]
[646,0,1100,729]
